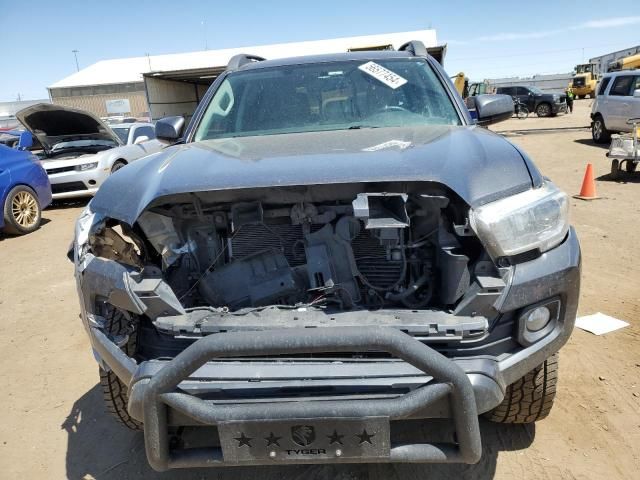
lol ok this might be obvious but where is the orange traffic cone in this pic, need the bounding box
[573,163,600,200]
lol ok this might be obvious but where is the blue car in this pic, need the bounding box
[0,131,52,235]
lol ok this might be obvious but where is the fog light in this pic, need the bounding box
[524,306,551,332]
[517,299,561,347]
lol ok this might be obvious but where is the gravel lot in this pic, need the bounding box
[1,99,638,479]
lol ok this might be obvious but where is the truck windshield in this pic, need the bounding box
[194,58,461,141]
[575,64,593,74]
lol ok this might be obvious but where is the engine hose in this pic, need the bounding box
[385,273,429,301]
[401,280,433,309]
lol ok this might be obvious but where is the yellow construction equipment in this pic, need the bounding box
[608,53,640,72]
[568,64,598,99]
[451,73,492,99]
[452,72,468,97]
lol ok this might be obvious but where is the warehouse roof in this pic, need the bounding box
[49,30,437,89]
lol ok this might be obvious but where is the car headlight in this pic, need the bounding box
[76,162,98,171]
[469,182,569,259]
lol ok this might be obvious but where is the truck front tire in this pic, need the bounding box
[536,103,552,117]
[484,353,558,424]
[98,306,142,430]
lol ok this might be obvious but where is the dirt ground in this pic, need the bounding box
[0,99,638,479]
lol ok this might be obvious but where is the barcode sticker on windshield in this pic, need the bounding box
[358,61,408,89]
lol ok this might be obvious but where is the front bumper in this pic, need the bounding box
[45,166,108,199]
[78,225,580,470]
[552,102,567,114]
[571,86,591,96]
[133,327,482,469]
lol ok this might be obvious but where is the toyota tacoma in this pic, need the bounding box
[70,41,580,471]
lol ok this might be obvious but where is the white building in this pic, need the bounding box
[48,30,442,120]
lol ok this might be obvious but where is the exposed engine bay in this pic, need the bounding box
[96,184,495,315]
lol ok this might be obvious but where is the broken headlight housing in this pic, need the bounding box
[469,182,569,259]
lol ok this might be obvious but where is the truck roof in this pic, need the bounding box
[236,50,421,72]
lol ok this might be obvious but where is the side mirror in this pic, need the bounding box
[634,89,640,98]
[473,94,514,126]
[133,135,149,145]
[155,116,185,142]
[17,131,33,150]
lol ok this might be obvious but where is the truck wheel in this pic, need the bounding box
[485,353,558,424]
[2,185,42,235]
[536,103,551,117]
[98,306,142,430]
[591,115,611,144]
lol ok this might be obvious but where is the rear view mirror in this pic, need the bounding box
[155,116,185,142]
[17,131,33,150]
[472,94,514,126]
[133,135,149,145]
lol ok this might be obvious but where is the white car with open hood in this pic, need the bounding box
[16,104,164,199]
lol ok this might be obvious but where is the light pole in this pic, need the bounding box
[201,21,208,50]
[72,49,80,72]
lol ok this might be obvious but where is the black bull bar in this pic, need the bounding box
[94,325,483,470]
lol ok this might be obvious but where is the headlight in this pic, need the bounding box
[469,182,569,259]
[76,162,98,171]
[75,204,97,245]
[72,203,106,266]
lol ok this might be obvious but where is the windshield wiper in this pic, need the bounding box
[348,125,380,130]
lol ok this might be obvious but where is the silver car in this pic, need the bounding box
[17,104,164,199]
[591,71,640,143]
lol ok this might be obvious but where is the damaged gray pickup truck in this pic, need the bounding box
[70,42,580,471]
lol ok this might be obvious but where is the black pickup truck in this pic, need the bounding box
[70,42,579,471]
[496,85,567,117]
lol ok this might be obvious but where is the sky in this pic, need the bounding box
[1,0,639,102]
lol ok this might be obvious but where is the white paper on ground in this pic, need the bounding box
[574,312,629,335]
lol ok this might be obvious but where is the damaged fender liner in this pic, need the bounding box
[80,254,184,321]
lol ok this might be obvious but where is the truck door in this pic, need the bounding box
[608,75,636,131]
[515,87,533,110]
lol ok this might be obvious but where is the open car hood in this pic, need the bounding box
[16,103,121,154]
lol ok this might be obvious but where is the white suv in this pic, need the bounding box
[591,71,640,143]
